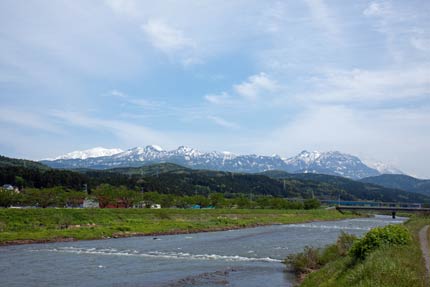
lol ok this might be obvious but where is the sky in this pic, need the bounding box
[0,0,429,177]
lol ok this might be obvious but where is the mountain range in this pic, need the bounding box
[2,155,428,202]
[41,146,402,180]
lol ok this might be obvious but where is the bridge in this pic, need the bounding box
[333,201,430,219]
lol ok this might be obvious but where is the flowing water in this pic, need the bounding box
[0,215,405,287]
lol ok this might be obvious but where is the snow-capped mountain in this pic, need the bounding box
[41,146,397,179]
[284,150,380,179]
[52,147,124,160]
[362,160,404,175]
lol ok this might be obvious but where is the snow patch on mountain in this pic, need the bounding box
[363,160,404,175]
[54,147,123,160]
[283,150,380,179]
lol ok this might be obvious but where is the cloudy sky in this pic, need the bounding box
[0,0,429,177]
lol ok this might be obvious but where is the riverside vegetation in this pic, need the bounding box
[286,215,429,287]
[0,208,357,245]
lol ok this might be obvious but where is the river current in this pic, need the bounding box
[0,215,405,286]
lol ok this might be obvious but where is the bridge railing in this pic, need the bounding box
[321,200,422,209]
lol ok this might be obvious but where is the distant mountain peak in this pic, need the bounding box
[363,160,404,175]
[54,147,123,160]
[148,145,164,152]
[283,150,379,179]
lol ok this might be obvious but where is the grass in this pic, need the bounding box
[298,215,429,287]
[0,208,357,245]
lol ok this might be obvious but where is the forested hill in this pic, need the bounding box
[259,170,430,203]
[0,155,49,170]
[1,155,429,203]
[360,174,430,196]
[0,155,87,190]
[102,165,430,203]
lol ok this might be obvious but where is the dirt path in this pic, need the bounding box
[419,225,430,284]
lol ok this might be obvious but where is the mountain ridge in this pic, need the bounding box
[360,174,430,196]
[41,145,401,180]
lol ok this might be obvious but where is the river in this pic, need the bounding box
[0,215,405,287]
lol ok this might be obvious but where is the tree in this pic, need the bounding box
[93,184,117,208]
[209,193,226,208]
[304,198,321,209]
[64,191,86,207]
[190,195,211,207]
[0,189,20,207]
[142,192,162,207]
[234,196,252,209]
[116,186,140,208]
[14,176,25,189]
[22,187,66,208]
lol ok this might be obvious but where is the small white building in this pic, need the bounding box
[2,184,14,191]
[2,184,19,193]
[83,198,99,208]
[133,201,161,209]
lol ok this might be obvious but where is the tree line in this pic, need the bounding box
[0,184,321,210]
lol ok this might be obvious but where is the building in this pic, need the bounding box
[83,198,99,208]
[2,184,14,191]
[2,184,20,193]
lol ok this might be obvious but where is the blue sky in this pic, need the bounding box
[0,0,429,177]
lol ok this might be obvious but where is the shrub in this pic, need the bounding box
[285,246,321,275]
[285,232,358,277]
[0,189,21,207]
[350,224,411,260]
[304,198,321,209]
[336,231,357,256]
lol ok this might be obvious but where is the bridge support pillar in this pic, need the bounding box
[392,211,396,219]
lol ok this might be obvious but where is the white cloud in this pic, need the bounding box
[51,111,169,147]
[258,1,287,34]
[105,0,138,18]
[127,98,161,109]
[204,92,232,105]
[207,115,239,129]
[140,19,201,66]
[142,19,195,53]
[304,0,341,41]
[411,37,430,52]
[233,73,278,101]
[0,107,63,134]
[109,89,127,98]
[307,66,430,103]
[363,1,392,17]
[106,89,161,109]
[362,1,430,63]
[204,73,280,104]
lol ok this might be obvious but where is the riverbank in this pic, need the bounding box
[0,208,359,246]
[297,215,429,287]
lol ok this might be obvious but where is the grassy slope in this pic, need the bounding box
[0,208,356,245]
[300,216,429,287]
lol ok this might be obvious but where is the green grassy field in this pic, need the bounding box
[299,215,429,287]
[0,208,356,245]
